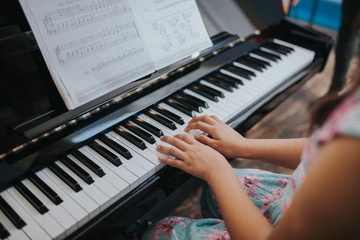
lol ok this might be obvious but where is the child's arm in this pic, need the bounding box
[185,115,308,169]
[157,134,360,240]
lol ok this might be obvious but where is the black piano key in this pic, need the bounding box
[178,91,209,108]
[14,182,48,215]
[262,42,293,55]
[98,134,132,159]
[236,57,264,72]
[203,75,234,91]
[164,99,196,117]
[246,55,271,67]
[131,116,164,138]
[0,196,26,229]
[0,222,10,239]
[114,127,147,150]
[144,110,177,130]
[213,72,244,86]
[88,141,122,167]
[252,49,281,62]
[170,95,203,112]
[28,173,63,205]
[270,41,294,53]
[151,105,185,125]
[48,162,82,192]
[72,149,105,177]
[223,65,255,80]
[60,156,94,184]
[194,83,224,98]
[189,85,218,102]
[123,122,156,144]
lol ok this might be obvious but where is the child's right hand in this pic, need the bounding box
[184,115,247,158]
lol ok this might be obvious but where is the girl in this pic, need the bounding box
[143,7,360,240]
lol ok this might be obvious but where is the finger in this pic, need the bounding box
[210,115,222,123]
[158,156,184,169]
[174,134,196,145]
[196,134,215,146]
[159,135,189,150]
[187,115,216,127]
[185,121,214,133]
[156,144,186,160]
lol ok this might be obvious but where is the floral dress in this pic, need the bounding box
[142,86,360,240]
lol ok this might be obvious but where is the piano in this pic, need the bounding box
[0,0,332,239]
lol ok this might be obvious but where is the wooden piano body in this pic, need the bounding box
[0,0,332,239]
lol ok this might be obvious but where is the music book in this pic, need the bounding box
[19,0,212,110]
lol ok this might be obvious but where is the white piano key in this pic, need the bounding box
[182,89,229,119]
[105,133,157,176]
[201,79,250,104]
[36,171,89,227]
[42,168,99,220]
[0,191,51,240]
[233,61,281,82]
[107,131,163,171]
[158,102,195,122]
[21,179,77,237]
[137,114,179,136]
[0,210,29,240]
[199,80,245,108]
[95,139,148,184]
[81,145,139,191]
[77,147,132,193]
[55,161,111,212]
[219,69,262,93]
[7,187,65,240]
[67,154,123,203]
[140,113,184,136]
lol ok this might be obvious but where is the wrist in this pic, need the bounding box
[231,138,254,159]
[206,161,233,187]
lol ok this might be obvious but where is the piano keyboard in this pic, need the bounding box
[0,39,314,239]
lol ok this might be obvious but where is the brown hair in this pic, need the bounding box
[308,54,360,134]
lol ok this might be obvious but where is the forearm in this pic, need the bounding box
[235,138,309,169]
[207,166,272,240]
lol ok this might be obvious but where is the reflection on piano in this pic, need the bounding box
[0,0,332,239]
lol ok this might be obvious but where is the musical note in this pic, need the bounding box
[43,0,131,36]
[151,8,202,53]
[90,47,145,72]
[55,21,140,64]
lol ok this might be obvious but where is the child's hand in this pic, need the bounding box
[184,115,246,158]
[156,134,231,182]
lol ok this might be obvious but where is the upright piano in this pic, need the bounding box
[0,0,332,239]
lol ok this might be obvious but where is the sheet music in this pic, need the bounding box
[19,0,155,109]
[130,0,213,69]
[19,0,212,109]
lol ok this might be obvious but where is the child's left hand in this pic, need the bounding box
[156,134,232,182]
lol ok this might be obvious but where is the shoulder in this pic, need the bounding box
[318,87,360,143]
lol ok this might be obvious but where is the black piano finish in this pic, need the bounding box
[0,0,333,239]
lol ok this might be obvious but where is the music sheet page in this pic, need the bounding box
[19,0,155,109]
[19,0,212,109]
[130,0,213,69]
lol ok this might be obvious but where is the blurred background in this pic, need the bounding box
[284,0,342,30]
